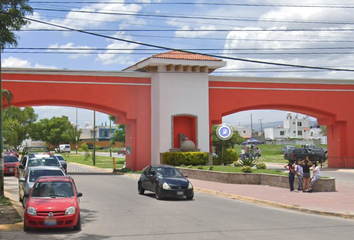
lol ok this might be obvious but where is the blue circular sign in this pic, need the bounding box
[216,125,233,140]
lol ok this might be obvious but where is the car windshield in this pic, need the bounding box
[29,170,65,182]
[28,157,60,168]
[4,156,19,162]
[31,181,74,198]
[156,167,184,178]
[55,155,64,161]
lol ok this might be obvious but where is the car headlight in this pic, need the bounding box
[188,182,193,189]
[162,182,171,190]
[65,206,76,215]
[27,207,37,216]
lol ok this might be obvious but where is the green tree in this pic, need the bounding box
[211,125,244,165]
[0,0,33,198]
[3,106,37,147]
[320,126,327,136]
[113,124,125,144]
[28,116,76,147]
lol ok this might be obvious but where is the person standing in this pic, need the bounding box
[301,156,312,192]
[309,162,321,192]
[295,160,303,191]
[284,162,295,191]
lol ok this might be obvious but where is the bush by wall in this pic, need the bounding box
[162,152,209,166]
[213,148,239,165]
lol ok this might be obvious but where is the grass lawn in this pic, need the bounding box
[63,153,126,169]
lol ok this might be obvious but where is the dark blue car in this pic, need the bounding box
[138,164,194,200]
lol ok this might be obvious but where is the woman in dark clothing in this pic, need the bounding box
[284,162,295,191]
[301,156,312,192]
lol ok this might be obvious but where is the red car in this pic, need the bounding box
[4,155,19,175]
[23,176,83,231]
[117,147,126,155]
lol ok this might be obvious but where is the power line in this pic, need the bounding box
[4,11,354,72]
[29,2,354,9]
[32,8,354,26]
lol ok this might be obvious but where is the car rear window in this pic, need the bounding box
[29,170,64,182]
[4,156,19,162]
[28,157,60,167]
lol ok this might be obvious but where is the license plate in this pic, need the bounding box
[177,191,184,196]
[44,219,57,226]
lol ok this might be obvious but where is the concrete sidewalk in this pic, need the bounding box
[191,179,354,219]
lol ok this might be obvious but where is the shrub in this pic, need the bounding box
[209,166,213,171]
[241,166,252,173]
[214,149,238,165]
[162,152,209,166]
[256,162,267,169]
[239,158,256,167]
[197,165,204,169]
[233,160,242,167]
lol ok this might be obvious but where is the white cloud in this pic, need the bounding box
[2,57,56,69]
[96,32,140,65]
[48,43,93,59]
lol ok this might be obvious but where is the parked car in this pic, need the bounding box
[19,166,66,207]
[54,144,71,153]
[18,154,63,179]
[281,145,296,154]
[54,154,67,174]
[23,176,82,231]
[4,155,19,175]
[138,164,194,200]
[284,148,328,163]
[301,144,328,155]
[117,147,126,155]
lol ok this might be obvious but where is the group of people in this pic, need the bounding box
[241,145,262,160]
[284,156,321,192]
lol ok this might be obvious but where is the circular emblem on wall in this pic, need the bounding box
[216,125,233,140]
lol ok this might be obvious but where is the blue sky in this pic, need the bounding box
[3,0,354,127]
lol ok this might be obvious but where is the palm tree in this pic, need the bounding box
[108,115,115,157]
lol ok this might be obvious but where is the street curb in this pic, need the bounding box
[124,173,354,220]
[0,190,24,232]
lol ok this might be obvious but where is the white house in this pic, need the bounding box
[265,113,322,140]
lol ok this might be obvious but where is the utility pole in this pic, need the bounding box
[109,118,112,157]
[93,110,96,166]
[75,108,78,154]
[259,119,263,134]
[250,114,253,137]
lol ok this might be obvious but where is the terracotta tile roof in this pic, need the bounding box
[151,51,222,61]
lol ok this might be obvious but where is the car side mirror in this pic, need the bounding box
[77,192,83,197]
[24,193,29,198]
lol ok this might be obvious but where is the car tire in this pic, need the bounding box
[155,187,163,200]
[73,214,81,231]
[186,194,194,200]
[23,221,31,232]
[138,183,145,195]
[19,188,22,203]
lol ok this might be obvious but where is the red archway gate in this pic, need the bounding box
[209,75,354,168]
[2,68,152,170]
[2,51,354,170]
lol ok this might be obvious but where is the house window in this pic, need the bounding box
[311,132,314,136]
[293,122,295,124]
[103,131,108,137]
[293,131,296,134]
[280,131,285,136]
[243,131,246,133]
[298,131,302,136]
[297,122,302,127]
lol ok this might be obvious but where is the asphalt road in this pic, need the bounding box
[2,164,354,240]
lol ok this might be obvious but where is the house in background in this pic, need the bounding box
[233,125,252,138]
[264,113,324,141]
[80,122,115,142]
